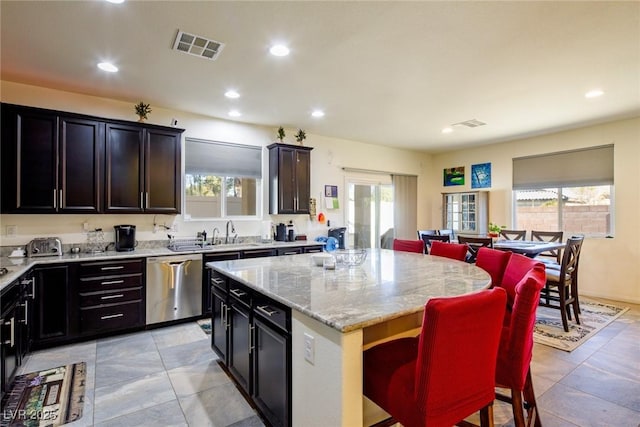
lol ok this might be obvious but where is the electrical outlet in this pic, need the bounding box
[82,222,90,232]
[304,333,315,365]
[6,225,17,236]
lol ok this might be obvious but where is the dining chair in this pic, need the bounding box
[429,241,467,261]
[530,230,564,266]
[540,236,584,332]
[419,233,450,254]
[476,247,513,287]
[499,229,527,241]
[416,229,437,239]
[457,235,493,263]
[495,263,546,427]
[437,229,455,240]
[501,253,545,312]
[392,238,424,254]
[364,288,507,427]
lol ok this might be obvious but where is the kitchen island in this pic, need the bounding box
[206,249,491,426]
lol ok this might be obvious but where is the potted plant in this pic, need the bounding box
[295,129,306,145]
[134,102,152,122]
[488,222,504,238]
[277,126,286,143]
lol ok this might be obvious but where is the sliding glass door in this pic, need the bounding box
[346,176,393,249]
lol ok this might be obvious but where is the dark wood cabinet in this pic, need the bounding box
[203,252,241,315]
[1,279,22,397]
[105,124,182,213]
[268,143,313,214]
[211,285,228,362]
[0,105,104,213]
[31,265,72,348]
[229,295,251,393]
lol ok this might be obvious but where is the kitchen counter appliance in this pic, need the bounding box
[114,225,136,252]
[146,254,202,325]
[328,227,347,249]
[26,237,62,257]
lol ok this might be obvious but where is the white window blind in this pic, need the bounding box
[513,145,613,189]
[185,138,262,178]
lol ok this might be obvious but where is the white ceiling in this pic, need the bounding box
[2,1,639,152]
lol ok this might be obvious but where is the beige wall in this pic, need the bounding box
[429,117,640,303]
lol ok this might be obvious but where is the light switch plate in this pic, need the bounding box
[304,332,315,365]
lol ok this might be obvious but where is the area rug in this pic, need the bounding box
[197,318,212,335]
[0,362,85,427]
[534,299,628,352]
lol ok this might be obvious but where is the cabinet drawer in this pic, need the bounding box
[304,245,324,253]
[277,247,302,256]
[210,272,227,292]
[78,259,144,277]
[79,287,143,308]
[79,301,143,333]
[78,273,142,292]
[228,281,251,308]
[254,295,290,333]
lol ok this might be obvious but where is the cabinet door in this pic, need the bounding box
[211,288,228,362]
[294,149,311,214]
[276,147,296,214]
[253,317,290,427]
[204,253,240,315]
[229,301,251,394]
[1,106,58,212]
[1,304,19,396]
[32,265,71,347]
[144,128,181,213]
[105,123,144,212]
[59,117,104,212]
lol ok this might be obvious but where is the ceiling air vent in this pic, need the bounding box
[172,30,225,61]
[452,119,487,128]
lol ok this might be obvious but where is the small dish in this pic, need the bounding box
[311,253,334,267]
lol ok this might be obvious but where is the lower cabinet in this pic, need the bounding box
[211,274,291,427]
[1,280,21,397]
[203,252,241,316]
[31,265,72,348]
[76,258,145,336]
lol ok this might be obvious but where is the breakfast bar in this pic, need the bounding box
[206,249,491,426]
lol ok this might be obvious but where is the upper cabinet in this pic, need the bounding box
[104,124,182,213]
[268,143,313,214]
[1,105,104,213]
[1,103,183,214]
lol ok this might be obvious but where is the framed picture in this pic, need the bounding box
[443,166,465,186]
[324,185,338,198]
[471,162,492,189]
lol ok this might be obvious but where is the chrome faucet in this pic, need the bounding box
[211,227,220,245]
[225,220,236,244]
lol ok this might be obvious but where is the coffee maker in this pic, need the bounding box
[114,225,136,251]
[328,227,347,249]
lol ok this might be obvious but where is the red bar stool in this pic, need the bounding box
[476,247,512,287]
[363,288,507,427]
[392,238,424,254]
[428,240,468,261]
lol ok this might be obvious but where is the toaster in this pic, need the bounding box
[26,237,63,257]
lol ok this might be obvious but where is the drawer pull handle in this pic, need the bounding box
[101,313,124,320]
[230,289,247,298]
[101,280,124,285]
[257,305,278,317]
[101,294,124,300]
[211,277,224,285]
[101,266,124,271]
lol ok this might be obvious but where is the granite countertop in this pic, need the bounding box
[0,240,323,291]
[206,249,491,333]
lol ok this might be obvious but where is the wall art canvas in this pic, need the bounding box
[471,162,492,189]
[443,166,465,186]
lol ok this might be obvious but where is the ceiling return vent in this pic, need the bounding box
[452,119,487,128]
[172,30,225,60]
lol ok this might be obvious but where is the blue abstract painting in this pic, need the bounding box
[471,163,491,189]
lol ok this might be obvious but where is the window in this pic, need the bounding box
[512,145,614,237]
[184,138,262,219]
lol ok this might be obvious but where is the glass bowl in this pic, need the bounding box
[333,249,367,267]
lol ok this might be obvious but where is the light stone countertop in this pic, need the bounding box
[206,248,492,333]
[0,240,323,291]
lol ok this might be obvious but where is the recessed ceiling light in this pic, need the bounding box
[311,110,325,118]
[104,0,125,3]
[228,110,241,117]
[97,62,118,72]
[225,90,240,99]
[441,127,453,134]
[269,44,290,57]
[585,89,604,98]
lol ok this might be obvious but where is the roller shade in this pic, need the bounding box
[513,145,613,189]
[185,138,262,178]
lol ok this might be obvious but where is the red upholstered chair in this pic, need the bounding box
[494,264,546,427]
[476,247,512,287]
[393,238,424,254]
[364,288,507,427]
[501,253,544,311]
[428,241,468,261]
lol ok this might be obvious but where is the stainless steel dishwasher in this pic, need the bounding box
[146,254,202,325]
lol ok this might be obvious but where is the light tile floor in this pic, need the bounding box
[16,298,640,427]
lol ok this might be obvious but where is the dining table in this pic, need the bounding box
[492,239,565,258]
